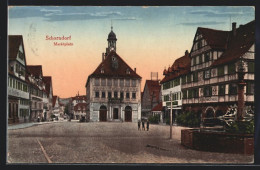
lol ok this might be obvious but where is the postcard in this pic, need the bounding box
[7,6,255,164]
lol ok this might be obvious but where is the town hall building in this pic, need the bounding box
[85,26,142,122]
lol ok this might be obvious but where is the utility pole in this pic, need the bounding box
[169,91,173,139]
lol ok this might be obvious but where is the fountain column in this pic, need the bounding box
[237,58,246,121]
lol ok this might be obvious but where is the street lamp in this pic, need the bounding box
[169,91,173,139]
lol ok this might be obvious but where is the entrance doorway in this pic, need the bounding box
[113,108,119,119]
[99,105,107,122]
[125,106,132,122]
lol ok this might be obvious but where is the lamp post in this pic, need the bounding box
[169,91,173,139]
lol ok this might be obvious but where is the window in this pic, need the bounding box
[187,74,191,83]
[164,95,169,101]
[174,78,180,86]
[218,84,225,96]
[188,89,193,99]
[248,62,255,73]
[131,79,136,87]
[95,91,99,98]
[192,58,195,66]
[126,92,130,99]
[204,86,212,97]
[16,64,19,73]
[181,76,186,85]
[107,79,112,86]
[218,66,225,76]
[197,41,202,49]
[199,55,202,64]
[204,70,211,79]
[193,88,199,98]
[113,79,118,86]
[101,79,106,86]
[94,78,100,86]
[114,91,118,98]
[120,79,124,87]
[102,91,106,98]
[228,63,236,74]
[182,90,187,99]
[193,72,198,82]
[247,82,254,94]
[229,84,237,95]
[205,52,210,62]
[108,92,112,98]
[132,92,136,99]
[120,92,124,99]
[125,79,130,87]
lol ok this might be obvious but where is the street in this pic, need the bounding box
[7,121,254,164]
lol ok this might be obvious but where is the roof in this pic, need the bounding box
[43,76,53,97]
[197,27,229,50]
[161,51,191,84]
[27,65,43,78]
[152,102,163,112]
[86,50,141,86]
[144,80,161,102]
[211,20,255,66]
[74,103,86,111]
[52,96,58,107]
[72,95,86,101]
[8,35,25,60]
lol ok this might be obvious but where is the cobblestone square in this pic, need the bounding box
[7,121,254,164]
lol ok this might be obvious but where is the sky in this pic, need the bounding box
[8,6,255,98]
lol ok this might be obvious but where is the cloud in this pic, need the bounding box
[189,10,253,18]
[40,8,62,13]
[112,17,139,21]
[180,21,226,26]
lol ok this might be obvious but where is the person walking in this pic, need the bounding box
[138,120,141,131]
[146,120,149,131]
[142,120,145,131]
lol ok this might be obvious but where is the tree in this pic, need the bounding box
[64,103,69,115]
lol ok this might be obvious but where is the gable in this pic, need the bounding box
[86,50,141,86]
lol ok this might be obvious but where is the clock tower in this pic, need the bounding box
[107,26,117,52]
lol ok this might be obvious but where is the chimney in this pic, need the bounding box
[185,50,189,56]
[102,53,105,61]
[134,68,136,72]
[232,22,236,36]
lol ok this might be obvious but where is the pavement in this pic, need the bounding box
[8,120,67,130]
[7,121,254,164]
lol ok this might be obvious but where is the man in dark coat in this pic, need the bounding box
[138,120,141,130]
[142,120,145,131]
[146,120,149,131]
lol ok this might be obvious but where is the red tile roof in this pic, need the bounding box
[211,20,255,66]
[161,51,191,84]
[74,103,86,111]
[43,76,53,97]
[52,96,58,107]
[144,80,161,102]
[152,102,163,112]
[27,65,43,79]
[86,50,141,86]
[72,95,86,101]
[197,27,229,50]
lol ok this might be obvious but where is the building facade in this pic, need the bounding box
[160,50,191,122]
[71,93,87,120]
[8,35,30,124]
[43,76,54,121]
[181,20,255,123]
[141,80,161,118]
[27,65,47,121]
[85,27,142,122]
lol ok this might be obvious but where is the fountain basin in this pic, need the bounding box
[181,128,254,155]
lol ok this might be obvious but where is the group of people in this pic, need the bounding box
[138,120,149,131]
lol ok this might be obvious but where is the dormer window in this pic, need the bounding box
[126,68,130,74]
[101,68,104,73]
